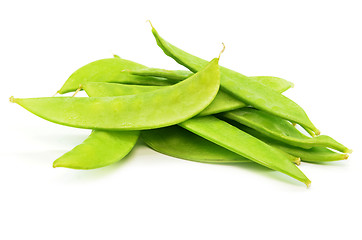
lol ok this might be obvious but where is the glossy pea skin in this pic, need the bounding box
[179,116,311,186]
[53,130,139,169]
[237,125,349,162]
[58,56,172,94]
[222,108,351,153]
[83,73,293,117]
[11,58,220,130]
[151,25,319,134]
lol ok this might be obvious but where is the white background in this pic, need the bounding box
[0,0,361,239]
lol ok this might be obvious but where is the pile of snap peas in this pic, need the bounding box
[11,23,352,187]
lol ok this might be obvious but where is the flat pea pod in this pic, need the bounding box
[150,24,319,134]
[179,116,311,187]
[58,56,172,94]
[82,72,293,117]
[221,108,351,153]
[236,125,349,162]
[53,130,139,169]
[11,58,220,130]
[141,125,250,163]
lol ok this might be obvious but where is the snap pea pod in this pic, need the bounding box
[150,24,319,134]
[11,58,220,130]
[179,116,311,186]
[141,125,250,163]
[141,125,299,165]
[221,108,351,153]
[53,130,139,169]
[83,72,293,117]
[58,56,172,94]
[235,125,349,162]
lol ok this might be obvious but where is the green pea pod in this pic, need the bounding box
[179,116,311,187]
[11,58,220,130]
[58,56,172,94]
[150,24,319,135]
[141,125,250,163]
[221,108,351,153]
[53,130,139,169]
[236,125,349,163]
[83,72,293,117]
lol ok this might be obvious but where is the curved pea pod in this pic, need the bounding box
[53,130,139,169]
[221,108,351,153]
[179,116,311,187]
[58,56,172,94]
[11,58,220,130]
[237,125,349,162]
[82,72,293,117]
[150,24,319,135]
[141,125,250,164]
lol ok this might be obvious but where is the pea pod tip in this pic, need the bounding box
[345,149,353,154]
[9,96,15,103]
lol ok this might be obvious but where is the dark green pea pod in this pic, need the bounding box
[150,24,320,135]
[53,130,139,169]
[221,108,351,153]
[236,125,349,163]
[57,56,172,94]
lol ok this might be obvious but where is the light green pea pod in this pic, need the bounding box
[236,125,349,163]
[57,56,172,94]
[83,73,293,117]
[11,58,220,130]
[150,23,320,135]
[221,108,351,153]
[179,116,311,187]
[53,130,139,169]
